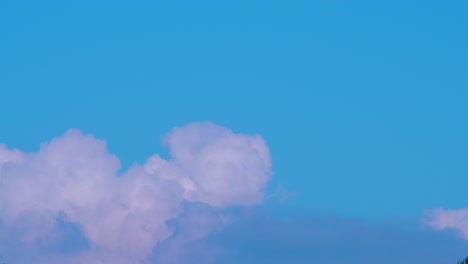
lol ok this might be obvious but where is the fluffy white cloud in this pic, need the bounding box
[423,208,468,239]
[0,122,272,263]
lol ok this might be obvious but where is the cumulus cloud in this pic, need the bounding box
[0,122,272,263]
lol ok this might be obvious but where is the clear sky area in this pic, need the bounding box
[0,1,467,263]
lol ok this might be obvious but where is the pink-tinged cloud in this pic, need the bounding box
[0,122,272,263]
[423,208,468,239]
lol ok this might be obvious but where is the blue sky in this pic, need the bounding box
[0,0,467,263]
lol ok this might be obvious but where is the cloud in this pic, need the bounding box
[2,121,463,263]
[423,207,468,240]
[0,122,272,263]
